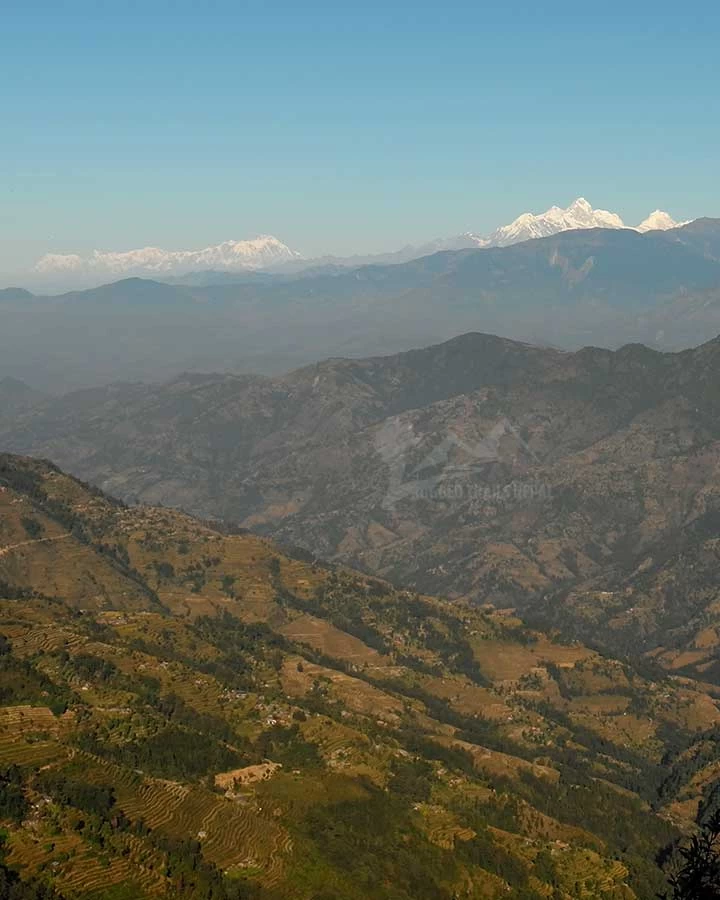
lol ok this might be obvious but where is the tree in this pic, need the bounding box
[21,516,43,539]
[663,812,720,899]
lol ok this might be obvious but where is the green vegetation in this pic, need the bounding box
[0,454,719,898]
[299,790,457,900]
[0,846,64,899]
[0,769,27,824]
[0,652,73,714]
[662,812,720,899]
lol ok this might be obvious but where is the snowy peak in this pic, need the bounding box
[569,197,592,214]
[485,197,626,247]
[35,235,301,276]
[636,210,683,232]
[31,200,693,285]
[429,199,691,254]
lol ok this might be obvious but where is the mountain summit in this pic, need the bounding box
[35,234,302,277]
[480,196,626,246]
[636,209,684,232]
[467,197,684,248]
[30,200,689,284]
[315,198,690,263]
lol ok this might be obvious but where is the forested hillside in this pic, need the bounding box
[1,454,719,898]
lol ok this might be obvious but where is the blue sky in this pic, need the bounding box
[2,0,719,271]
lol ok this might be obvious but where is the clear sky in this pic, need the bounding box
[2,0,719,272]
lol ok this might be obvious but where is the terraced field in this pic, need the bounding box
[417,804,476,849]
[57,852,159,899]
[201,798,292,884]
[74,755,293,886]
[9,624,88,656]
[278,614,389,666]
[0,706,72,767]
[0,454,717,899]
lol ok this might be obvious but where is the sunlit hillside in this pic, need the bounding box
[1,454,719,898]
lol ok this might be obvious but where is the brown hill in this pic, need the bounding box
[6,333,720,671]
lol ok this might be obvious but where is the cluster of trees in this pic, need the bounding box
[301,789,459,900]
[150,835,260,900]
[663,812,720,899]
[255,724,322,770]
[0,649,73,714]
[59,651,117,684]
[77,724,246,782]
[0,581,35,602]
[35,772,116,819]
[0,766,27,823]
[456,828,536,896]
[20,517,43,540]
[0,856,64,900]
[657,725,720,811]
[505,769,675,897]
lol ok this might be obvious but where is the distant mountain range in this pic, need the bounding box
[3,218,720,391]
[31,198,687,284]
[408,198,683,258]
[35,234,301,280]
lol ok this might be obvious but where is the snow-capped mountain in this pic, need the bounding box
[310,199,688,269]
[636,210,683,232]
[435,198,685,252]
[35,235,301,277]
[483,197,625,246]
[31,199,689,286]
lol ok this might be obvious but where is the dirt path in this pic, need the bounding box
[0,533,72,559]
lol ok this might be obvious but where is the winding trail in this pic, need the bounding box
[0,533,72,559]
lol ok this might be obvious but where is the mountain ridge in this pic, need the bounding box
[4,221,720,391]
[8,328,720,678]
[35,234,301,279]
[29,198,689,284]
